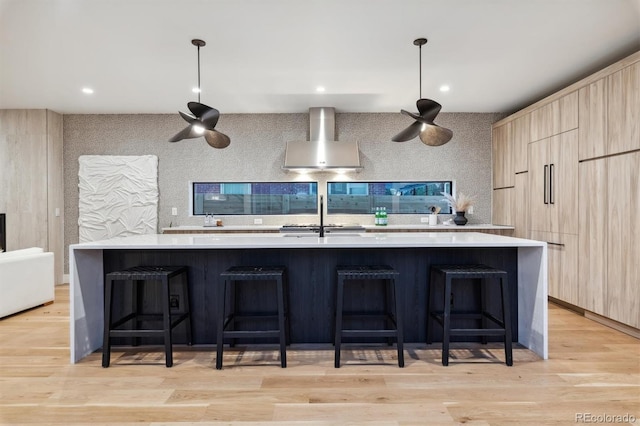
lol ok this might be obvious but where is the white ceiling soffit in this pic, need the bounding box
[0,0,639,114]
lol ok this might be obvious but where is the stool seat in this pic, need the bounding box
[103,266,192,368]
[216,265,289,369]
[221,266,287,279]
[427,264,512,366]
[335,265,404,368]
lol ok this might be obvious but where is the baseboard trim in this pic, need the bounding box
[584,311,640,339]
[548,296,639,339]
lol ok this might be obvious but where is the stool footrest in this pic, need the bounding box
[449,328,507,336]
[222,330,281,339]
[341,330,399,338]
[109,329,168,338]
[430,312,506,328]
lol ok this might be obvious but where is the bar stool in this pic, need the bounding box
[334,265,404,368]
[102,266,192,367]
[216,266,289,369]
[427,264,513,366]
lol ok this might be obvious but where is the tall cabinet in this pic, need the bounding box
[492,51,640,332]
[0,109,64,284]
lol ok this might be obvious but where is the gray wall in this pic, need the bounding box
[63,112,503,273]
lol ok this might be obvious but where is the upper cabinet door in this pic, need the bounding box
[559,91,579,133]
[530,92,578,143]
[608,61,640,156]
[492,122,514,189]
[531,101,559,142]
[513,114,531,173]
[578,78,607,161]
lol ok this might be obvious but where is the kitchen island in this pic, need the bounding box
[69,232,547,363]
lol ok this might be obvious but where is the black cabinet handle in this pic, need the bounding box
[544,164,549,204]
[547,241,565,247]
[549,163,555,205]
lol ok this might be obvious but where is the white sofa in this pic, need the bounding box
[0,247,55,318]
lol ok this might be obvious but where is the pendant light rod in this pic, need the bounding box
[192,39,206,103]
[413,38,427,99]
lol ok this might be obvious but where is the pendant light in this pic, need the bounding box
[392,38,452,146]
[169,39,230,149]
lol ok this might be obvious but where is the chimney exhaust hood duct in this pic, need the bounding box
[283,107,362,172]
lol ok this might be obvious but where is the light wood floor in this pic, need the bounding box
[0,285,638,425]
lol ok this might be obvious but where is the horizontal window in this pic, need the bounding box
[327,181,453,214]
[193,182,318,215]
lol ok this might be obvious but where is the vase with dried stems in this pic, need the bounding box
[442,191,475,226]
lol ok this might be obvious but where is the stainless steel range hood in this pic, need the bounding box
[283,107,362,172]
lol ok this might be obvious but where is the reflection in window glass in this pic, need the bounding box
[193,182,318,215]
[327,181,453,214]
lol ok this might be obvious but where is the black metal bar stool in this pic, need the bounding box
[216,266,289,369]
[334,265,404,368]
[102,266,192,367]
[427,264,513,366]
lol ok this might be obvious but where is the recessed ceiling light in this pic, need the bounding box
[82,87,94,94]
[192,87,201,93]
[439,85,450,92]
[316,86,326,93]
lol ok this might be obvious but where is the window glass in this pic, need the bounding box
[327,181,452,214]
[193,182,318,215]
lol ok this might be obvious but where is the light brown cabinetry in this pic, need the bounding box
[493,52,639,333]
[0,109,64,284]
[492,174,528,238]
[513,173,529,239]
[492,122,514,189]
[579,62,639,160]
[578,78,607,160]
[608,61,640,155]
[528,129,578,235]
[578,159,607,316]
[492,187,513,226]
[530,91,578,142]
[578,152,640,329]
[531,231,578,306]
[513,115,531,173]
[606,152,640,328]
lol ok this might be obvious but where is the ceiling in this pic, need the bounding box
[1,0,639,115]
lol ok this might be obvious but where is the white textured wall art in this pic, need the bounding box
[78,155,158,242]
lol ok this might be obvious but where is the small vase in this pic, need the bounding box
[453,211,467,226]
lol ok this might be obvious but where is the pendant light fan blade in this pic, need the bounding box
[416,99,442,123]
[400,109,423,122]
[188,102,220,129]
[169,125,202,142]
[392,121,422,142]
[418,124,453,146]
[204,130,231,149]
[179,111,197,124]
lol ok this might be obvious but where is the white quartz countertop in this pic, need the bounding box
[161,224,514,232]
[71,232,542,250]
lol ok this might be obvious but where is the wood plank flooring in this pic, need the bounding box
[0,285,638,425]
